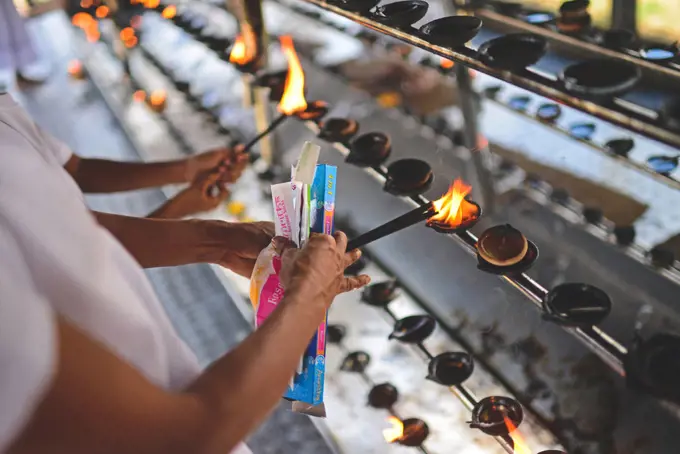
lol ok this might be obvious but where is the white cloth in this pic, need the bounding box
[0,94,251,454]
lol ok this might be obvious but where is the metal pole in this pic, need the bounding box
[227,0,278,167]
[454,62,496,214]
[612,0,637,32]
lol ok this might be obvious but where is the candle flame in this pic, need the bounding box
[441,58,454,69]
[382,416,404,443]
[67,60,85,79]
[95,5,109,18]
[161,5,176,19]
[504,416,531,454]
[278,35,308,115]
[229,25,258,67]
[133,90,146,102]
[428,179,477,227]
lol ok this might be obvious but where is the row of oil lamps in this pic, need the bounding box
[73,5,680,448]
[122,1,680,406]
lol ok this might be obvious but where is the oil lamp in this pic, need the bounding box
[346,179,480,250]
[523,12,555,26]
[582,206,603,224]
[361,281,400,308]
[383,417,429,447]
[550,187,570,205]
[508,95,531,112]
[389,315,437,343]
[370,0,429,28]
[419,16,482,49]
[560,60,641,99]
[601,29,636,50]
[483,84,503,99]
[328,0,380,13]
[626,333,680,404]
[347,132,392,167]
[326,324,347,344]
[542,283,612,327]
[426,352,474,386]
[384,159,433,196]
[318,118,360,143]
[647,155,678,176]
[340,351,371,373]
[536,103,562,122]
[476,224,538,275]
[641,44,677,64]
[477,33,548,71]
[568,122,596,140]
[649,247,675,269]
[557,0,592,35]
[469,396,524,436]
[613,225,636,246]
[605,137,635,157]
[368,383,399,409]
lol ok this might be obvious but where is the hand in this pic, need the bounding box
[215,221,276,278]
[274,232,371,310]
[185,146,248,183]
[150,170,230,219]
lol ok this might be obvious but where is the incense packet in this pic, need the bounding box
[287,164,337,418]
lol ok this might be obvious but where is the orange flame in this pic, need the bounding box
[441,58,454,69]
[124,36,139,48]
[95,5,109,18]
[67,60,85,79]
[133,90,146,102]
[80,0,93,8]
[278,35,308,115]
[229,27,258,67]
[145,0,160,8]
[120,27,135,41]
[161,5,176,19]
[71,12,93,27]
[149,90,167,106]
[504,416,531,454]
[383,416,404,443]
[429,179,477,227]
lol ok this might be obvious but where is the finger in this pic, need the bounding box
[200,171,222,190]
[343,249,362,270]
[272,236,298,255]
[339,275,371,293]
[234,144,245,154]
[333,231,348,253]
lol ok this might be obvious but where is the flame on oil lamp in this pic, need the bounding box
[67,60,86,80]
[147,90,167,113]
[229,26,258,68]
[161,5,177,19]
[80,0,93,8]
[347,179,480,250]
[504,416,531,454]
[383,416,404,443]
[95,5,109,18]
[145,0,160,9]
[133,90,146,103]
[440,58,454,69]
[120,27,135,41]
[427,179,480,233]
[383,417,429,447]
[278,35,307,116]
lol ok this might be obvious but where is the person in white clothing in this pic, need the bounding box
[0,93,370,454]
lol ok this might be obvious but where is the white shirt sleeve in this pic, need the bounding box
[38,126,73,166]
[0,226,57,452]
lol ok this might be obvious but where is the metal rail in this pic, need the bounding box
[290,0,680,151]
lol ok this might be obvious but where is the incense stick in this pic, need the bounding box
[347,202,436,251]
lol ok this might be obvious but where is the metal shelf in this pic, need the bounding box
[468,7,680,88]
[289,0,680,151]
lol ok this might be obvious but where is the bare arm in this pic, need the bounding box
[8,234,369,454]
[64,154,189,193]
[8,294,326,454]
[92,212,273,274]
[63,148,234,194]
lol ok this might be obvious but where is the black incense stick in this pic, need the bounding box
[347,202,436,251]
[241,113,289,152]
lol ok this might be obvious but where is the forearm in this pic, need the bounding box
[93,211,221,267]
[189,293,326,453]
[73,158,188,193]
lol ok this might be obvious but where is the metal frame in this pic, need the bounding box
[286,0,680,151]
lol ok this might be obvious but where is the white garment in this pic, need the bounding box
[0,94,251,454]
